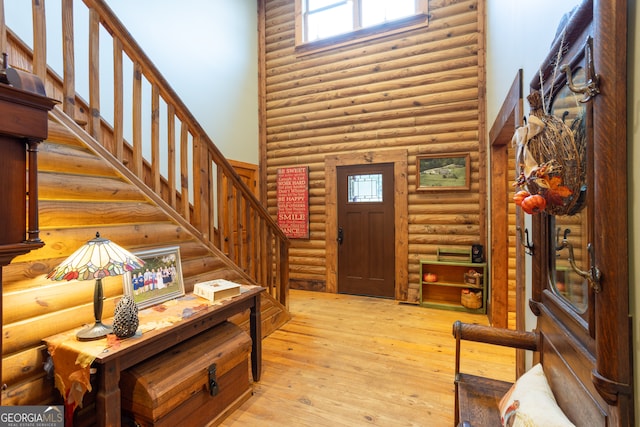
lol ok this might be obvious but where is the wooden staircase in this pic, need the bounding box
[0,0,290,406]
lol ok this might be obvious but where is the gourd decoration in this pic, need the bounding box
[112,295,139,339]
[512,91,586,215]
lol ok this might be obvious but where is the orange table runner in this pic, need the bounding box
[44,290,249,424]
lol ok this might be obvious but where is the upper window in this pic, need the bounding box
[295,0,428,50]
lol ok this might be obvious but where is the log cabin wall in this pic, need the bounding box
[1,0,291,407]
[261,0,487,302]
[507,145,519,329]
[1,115,289,407]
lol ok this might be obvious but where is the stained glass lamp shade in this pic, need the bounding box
[47,232,145,341]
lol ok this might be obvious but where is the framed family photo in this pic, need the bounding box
[123,246,185,309]
[416,153,471,191]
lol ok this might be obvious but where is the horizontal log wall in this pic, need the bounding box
[3,0,292,408]
[262,0,485,300]
[1,118,289,406]
[508,147,518,328]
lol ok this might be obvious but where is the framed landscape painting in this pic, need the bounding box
[416,153,470,191]
[123,246,185,309]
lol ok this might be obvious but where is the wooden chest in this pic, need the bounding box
[120,321,252,427]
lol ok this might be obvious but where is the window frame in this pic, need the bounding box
[294,0,429,55]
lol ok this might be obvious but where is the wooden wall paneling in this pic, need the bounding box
[7,223,192,271]
[3,373,53,406]
[258,0,268,206]
[2,347,48,397]
[476,0,487,268]
[38,172,146,201]
[2,2,291,408]
[4,275,124,325]
[37,200,167,228]
[508,152,519,327]
[262,0,483,296]
[488,70,522,329]
[0,115,275,406]
[228,159,259,196]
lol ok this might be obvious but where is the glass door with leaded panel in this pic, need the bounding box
[336,163,395,297]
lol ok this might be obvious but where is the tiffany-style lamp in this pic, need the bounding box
[47,232,144,341]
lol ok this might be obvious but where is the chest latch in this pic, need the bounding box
[208,363,219,396]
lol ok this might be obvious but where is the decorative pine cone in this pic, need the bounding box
[113,295,139,338]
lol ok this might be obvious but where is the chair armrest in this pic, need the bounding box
[453,320,539,379]
[452,320,539,351]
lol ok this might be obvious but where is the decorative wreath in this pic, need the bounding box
[512,91,586,216]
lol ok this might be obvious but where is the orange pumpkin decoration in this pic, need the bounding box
[520,194,547,214]
[513,190,530,206]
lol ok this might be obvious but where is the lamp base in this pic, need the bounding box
[76,321,113,341]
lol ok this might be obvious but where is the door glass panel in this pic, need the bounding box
[549,66,589,314]
[551,217,589,312]
[348,173,383,202]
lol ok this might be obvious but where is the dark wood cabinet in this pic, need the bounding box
[0,82,55,260]
[0,80,56,400]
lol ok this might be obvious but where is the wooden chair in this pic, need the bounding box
[453,322,538,427]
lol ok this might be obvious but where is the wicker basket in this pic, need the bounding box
[461,289,482,309]
[515,91,586,216]
[463,270,483,287]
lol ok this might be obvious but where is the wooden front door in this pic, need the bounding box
[337,163,395,297]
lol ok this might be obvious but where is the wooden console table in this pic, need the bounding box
[44,286,264,427]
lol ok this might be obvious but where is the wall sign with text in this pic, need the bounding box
[277,167,309,239]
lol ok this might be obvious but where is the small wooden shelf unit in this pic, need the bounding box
[419,248,487,314]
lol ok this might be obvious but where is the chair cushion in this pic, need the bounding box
[498,363,575,427]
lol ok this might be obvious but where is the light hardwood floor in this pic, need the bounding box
[222,290,516,427]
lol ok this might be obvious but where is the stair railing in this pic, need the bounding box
[1,0,288,307]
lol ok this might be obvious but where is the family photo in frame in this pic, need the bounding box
[123,246,185,309]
